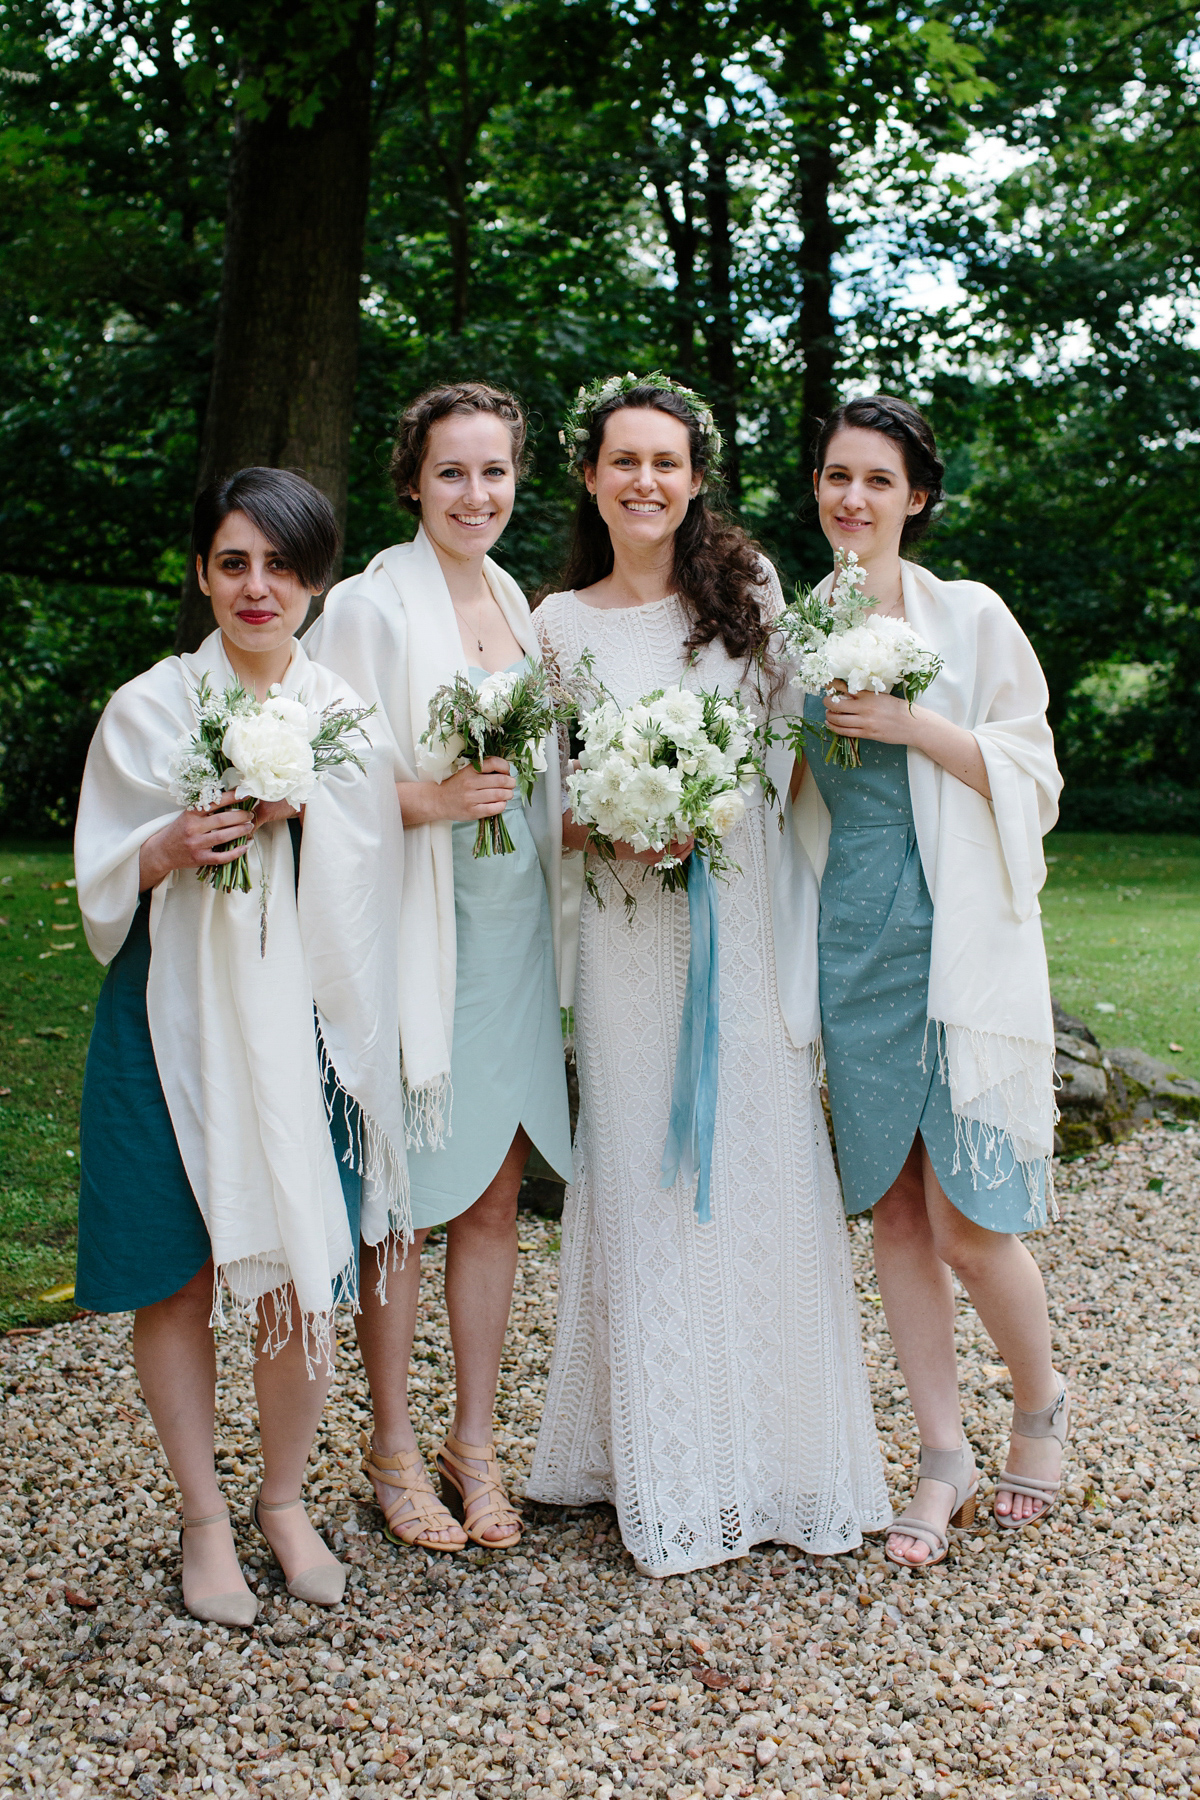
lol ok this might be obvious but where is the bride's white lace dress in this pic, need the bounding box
[527,588,890,1576]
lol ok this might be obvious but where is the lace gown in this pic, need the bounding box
[527,591,890,1577]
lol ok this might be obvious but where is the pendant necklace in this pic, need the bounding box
[454,596,486,655]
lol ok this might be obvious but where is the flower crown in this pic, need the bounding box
[558,370,724,479]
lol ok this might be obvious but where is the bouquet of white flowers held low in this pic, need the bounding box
[565,656,764,915]
[777,548,943,768]
[168,675,375,946]
[416,659,557,856]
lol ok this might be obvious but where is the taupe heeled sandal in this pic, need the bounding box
[178,1510,259,1628]
[884,1440,979,1571]
[359,1432,467,1552]
[254,1492,347,1606]
[993,1378,1071,1532]
[436,1432,522,1549]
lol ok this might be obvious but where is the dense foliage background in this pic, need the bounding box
[1,0,1198,834]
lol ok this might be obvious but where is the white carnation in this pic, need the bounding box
[222,711,316,804]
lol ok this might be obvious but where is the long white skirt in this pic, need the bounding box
[527,803,890,1577]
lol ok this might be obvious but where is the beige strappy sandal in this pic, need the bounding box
[359,1432,467,1552]
[436,1432,523,1548]
[884,1440,979,1570]
[993,1378,1071,1532]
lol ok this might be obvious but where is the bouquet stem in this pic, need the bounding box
[198,800,254,892]
[474,813,516,857]
[824,731,862,769]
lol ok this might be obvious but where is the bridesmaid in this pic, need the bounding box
[306,382,572,1552]
[74,467,408,1623]
[793,395,1068,1568]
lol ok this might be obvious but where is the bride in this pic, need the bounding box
[527,373,889,1576]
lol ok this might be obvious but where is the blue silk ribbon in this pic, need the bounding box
[659,849,720,1222]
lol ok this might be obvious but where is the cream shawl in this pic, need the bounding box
[791,560,1062,1212]
[74,632,410,1363]
[304,525,564,1144]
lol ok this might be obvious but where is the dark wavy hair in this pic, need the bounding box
[814,395,945,548]
[191,467,340,593]
[553,383,771,669]
[389,382,530,515]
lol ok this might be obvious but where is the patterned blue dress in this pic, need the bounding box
[803,693,1039,1233]
[406,663,573,1229]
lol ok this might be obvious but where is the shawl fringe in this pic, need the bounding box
[924,1021,1059,1226]
[403,1073,453,1152]
[208,1263,351,1382]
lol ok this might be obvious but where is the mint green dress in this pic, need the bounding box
[804,693,1041,1232]
[406,663,573,1228]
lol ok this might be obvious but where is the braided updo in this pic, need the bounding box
[814,395,945,546]
[389,382,530,515]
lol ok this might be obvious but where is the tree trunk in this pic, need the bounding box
[702,132,740,504]
[652,152,699,380]
[176,0,377,651]
[795,138,841,470]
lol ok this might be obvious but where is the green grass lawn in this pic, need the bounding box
[1043,833,1200,1080]
[0,841,100,1331]
[1,831,1198,1332]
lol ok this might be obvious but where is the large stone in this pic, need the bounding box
[1105,1046,1200,1123]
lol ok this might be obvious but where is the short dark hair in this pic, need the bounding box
[388,382,530,515]
[191,467,341,593]
[814,395,945,547]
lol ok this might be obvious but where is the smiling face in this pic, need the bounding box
[585,407,702,553]
[196,510,313,661]
[814,426,928,564]
[412,413,516,563]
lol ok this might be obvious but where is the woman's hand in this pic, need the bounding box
[613,835,694,867]
[824,684,991,798]
[253,798,302,827]
[398,756,516,828]
[138,795,255,892]
[823,684,921,745]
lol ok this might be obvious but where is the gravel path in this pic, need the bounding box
[2,1121,1199,1800]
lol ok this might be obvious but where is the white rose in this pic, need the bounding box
[262,693,318,740]
[222,711,316,804]
[475,670,519,724]
[708,789,745,837]
[416,730,467,782]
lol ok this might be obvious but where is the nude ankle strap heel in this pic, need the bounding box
[254,1492,347,1607]
[884,1439,979,1570]
[994,1377,1071,1532]
[178,1510,259,1628]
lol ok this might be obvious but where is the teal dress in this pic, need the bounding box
[804,693,1040,1232]
[76,824,361,1313]
[406,663,573,1229]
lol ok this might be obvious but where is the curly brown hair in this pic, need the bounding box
[388,382,531,515]
[553,383,773,670]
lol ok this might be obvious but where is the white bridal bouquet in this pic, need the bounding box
[778,549,942,768]
[417,660,556,856]
[566,660,763,912]
[168,676,375,937]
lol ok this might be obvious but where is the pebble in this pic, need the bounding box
[1,1123,1199,1798]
